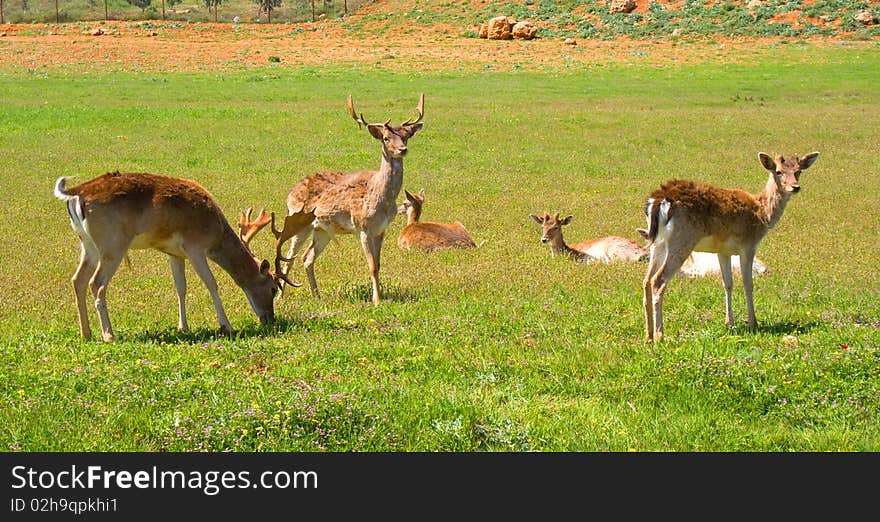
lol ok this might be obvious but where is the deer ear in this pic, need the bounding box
[404,189,416,201]
[404,122,423,138]
[418,189,425,199]
[758,152,776,172]
[561,215,573,226]
[530,214,544,224]
[799,152,820,170]
[260,259,271,275]
[367,124,385,140]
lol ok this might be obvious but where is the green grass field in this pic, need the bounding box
[1,44,879,451]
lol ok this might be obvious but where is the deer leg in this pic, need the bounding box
[72,243,99,340]
[185,250,233,336]
[280,225,312,290]
[169,255,189,333]
[643,244,665,342]
[361,231,385,306]
[89,254,125,342]
[302,229,332,298]
[740,248,758,328]
[718,254,735,327]
[650,243,694,343]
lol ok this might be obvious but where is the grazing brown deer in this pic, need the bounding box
[397,189,477,252]
[530,212,647,263]
[54,171,289,341]
[276,94,425,306]
[638,151,820,342]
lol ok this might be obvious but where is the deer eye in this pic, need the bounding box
[775,170,783,176]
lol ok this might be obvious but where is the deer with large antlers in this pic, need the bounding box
[530,212,647,263]
[54,171,287,341]
[275,94,425,306]
[638,151,820,342]
[397,189,477,252]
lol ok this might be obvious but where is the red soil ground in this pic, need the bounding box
[0,12,871,73]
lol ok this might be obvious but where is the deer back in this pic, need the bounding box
[65,171,233,253]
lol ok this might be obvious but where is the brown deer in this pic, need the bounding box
[276,94,425,306]
[638,151,820,342]
[397,189,477,252]
[54,171,290,341]
[530,212,647,263]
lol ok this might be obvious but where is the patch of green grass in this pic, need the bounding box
[1,47,879,451]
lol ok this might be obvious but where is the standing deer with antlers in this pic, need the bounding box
[274,94,425,306]
[638,151,820,342]
[54,171,290,341]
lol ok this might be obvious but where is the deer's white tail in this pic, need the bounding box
[637,197,671,244]
[54,176,89,241]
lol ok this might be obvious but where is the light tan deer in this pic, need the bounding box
[54,171,290,341]
[397,189,477,252]
[638,151,820,342]
[530,212,647,263]
[276,94,425,306]
[679,251,768,279]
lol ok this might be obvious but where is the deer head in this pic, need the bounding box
[348,93,425,159]
[398,189,425,221]
[530,212,573,245]
[759,151,820,195]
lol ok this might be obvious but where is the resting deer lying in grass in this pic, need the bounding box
[530,212,647,263]
[397,189,477,252]
[276,94,424,306]
[638,151,820,342]
[54,171,290,341]
[679,251,768,279]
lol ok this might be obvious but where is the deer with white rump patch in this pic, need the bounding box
[276,93,425,306]
[54,171,292,341]
[638,151,820,342]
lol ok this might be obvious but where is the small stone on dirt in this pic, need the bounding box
[609,0,636,14]
[854,10,876,25]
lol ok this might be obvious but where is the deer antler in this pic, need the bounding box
[238,208,272,251]
[400,93,425,127]
[271,211,316,291]
[348,95,370,129]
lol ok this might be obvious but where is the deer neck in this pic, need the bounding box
[406,205,422,225]
[757,173,791,230]
[366,152,404,217]
[550,236,585,261]
[208,227,262,289]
